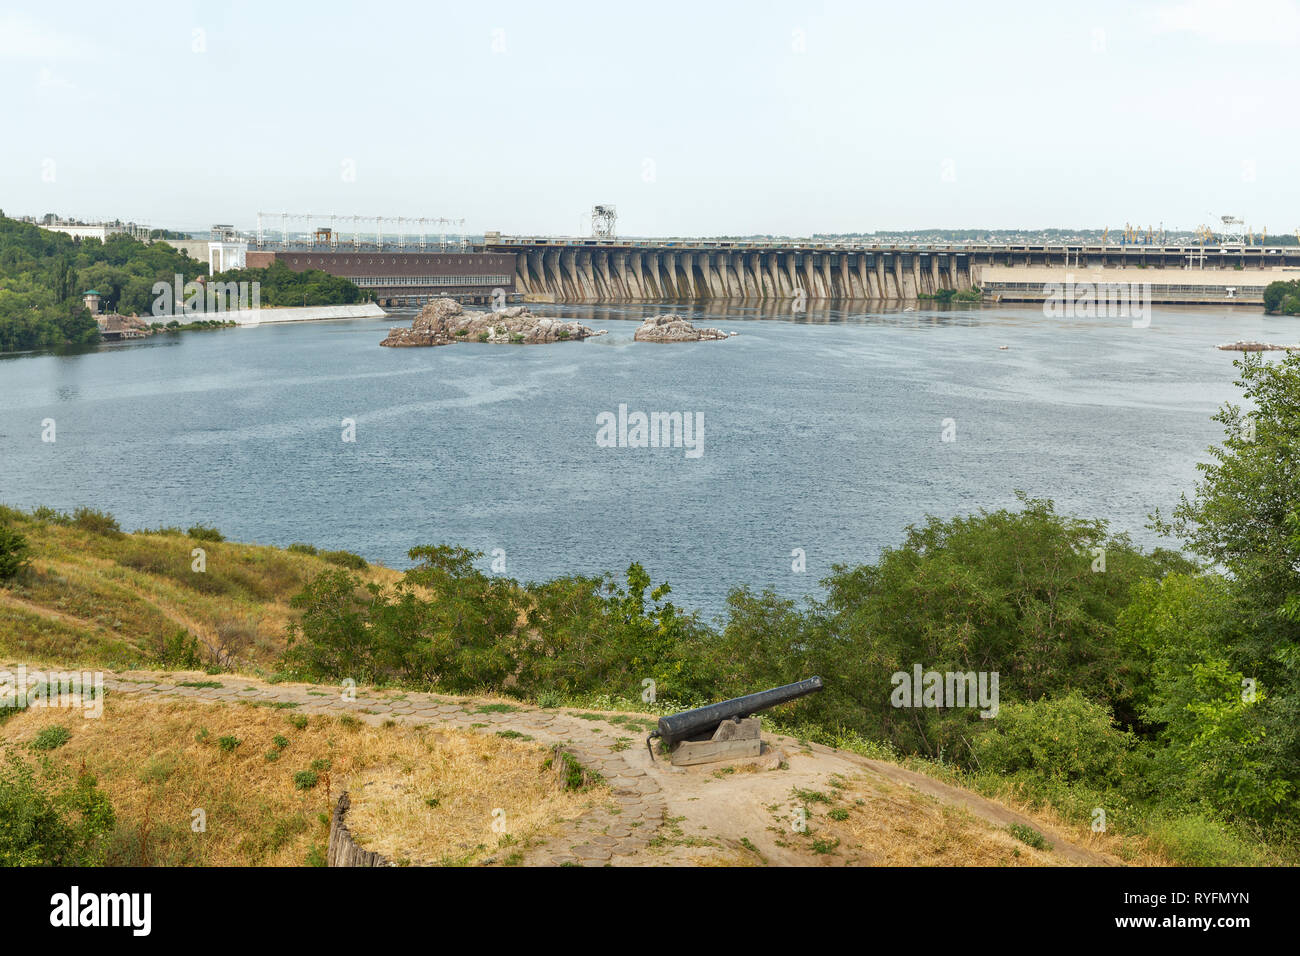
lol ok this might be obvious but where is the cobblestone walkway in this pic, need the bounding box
[94,669,665,866]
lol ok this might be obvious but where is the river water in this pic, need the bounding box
[0,301,1280,617]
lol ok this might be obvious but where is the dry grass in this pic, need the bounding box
[0,695,593,867]
[796,774,1065,866]
[960,778,1173,866]
[346,739,598,866]
[0,515,400,670]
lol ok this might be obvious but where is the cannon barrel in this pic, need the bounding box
[654,677,823,746]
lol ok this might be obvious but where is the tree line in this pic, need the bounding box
[278,351,1300,849]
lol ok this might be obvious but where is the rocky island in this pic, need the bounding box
[633,314,732,343]
[1216,340,1300,352]
[380,298,600,347]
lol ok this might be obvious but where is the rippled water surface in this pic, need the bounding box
[0,301,1280,615]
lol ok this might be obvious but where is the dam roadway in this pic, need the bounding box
[482,234,1300,304]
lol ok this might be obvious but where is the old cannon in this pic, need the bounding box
[648,677,824,766]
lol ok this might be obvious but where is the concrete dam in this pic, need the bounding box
[482,235,1300,305]
[486,236,976,301]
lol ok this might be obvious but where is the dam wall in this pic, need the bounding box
[484,236,1300,304]
[503,246,976,302]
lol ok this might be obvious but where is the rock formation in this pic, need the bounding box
[1217,340,1300,352]
[380,298,598,347]
[632,314,731,343]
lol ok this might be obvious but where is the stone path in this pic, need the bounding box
[90,669,666,866]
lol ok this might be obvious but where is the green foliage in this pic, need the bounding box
[30,726,73,751]
[71,507,123,538]
[292,770,318,791]
[217,735,241,753]
[0,756,116,865]
[186,524,225,542]
[519,563,716,701]
[0,215,208,351]
[711,495,1190,760]
[320,549,367,570]
[971,693,1133,786]
[1263,279,1300,315]
[1008,823,1051,850]
[1154,351,1300,821]
[207,260,363,307]
[156,630,204,668]
[0,522,31,581]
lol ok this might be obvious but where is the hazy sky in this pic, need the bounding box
[2,0,1297,237]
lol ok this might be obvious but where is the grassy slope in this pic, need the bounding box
[0,696,594,866]
[0,513,399,671]
[0,516,1273,866]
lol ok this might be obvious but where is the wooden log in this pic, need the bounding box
[327,791,392,867]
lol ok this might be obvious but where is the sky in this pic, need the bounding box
[1,0,1297,237]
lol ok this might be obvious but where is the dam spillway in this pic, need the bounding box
[482,235,1300,305]
[487,239,976,301]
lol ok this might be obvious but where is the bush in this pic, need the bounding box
[971,692,1134,786]
[288,543,319,556]
[187,524,225,542]
[320,549,367,570]
[71,507,123,538]
[137,525,183,536]
[30,726,72,751]
[293,770,318,790]
[0,523,31,581]
[0,756,116,866]
[30,507,61,524]
[156,630,204,668]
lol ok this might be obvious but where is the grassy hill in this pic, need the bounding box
[0,504,1290,867]
[0,505,393,673]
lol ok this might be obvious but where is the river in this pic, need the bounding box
[0,301,1279,617]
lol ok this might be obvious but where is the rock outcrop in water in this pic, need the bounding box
[380,298,598,347]
[1216,340,1300,352]
[632,314,730,343]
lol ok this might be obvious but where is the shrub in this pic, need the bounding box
[293,770,318,791]
[288,543,319,556]
[320,549,368,570]
[971,692,1133,786]
[217,735,241,753]
[30,726,72,751]
[187,524,225,542]
[1008,823,1051,850]
[0,523,31,581]
[30,506,71,525]
[71,507,123,537]
[156,630,204,668]
[137,526,183,536]
[0,756,116,865]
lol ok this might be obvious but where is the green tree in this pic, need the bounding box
[0,522,31,580]
[790,495,1191,758]
[1155,351,1300,820]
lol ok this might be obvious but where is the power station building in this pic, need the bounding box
[244,249,516,306]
